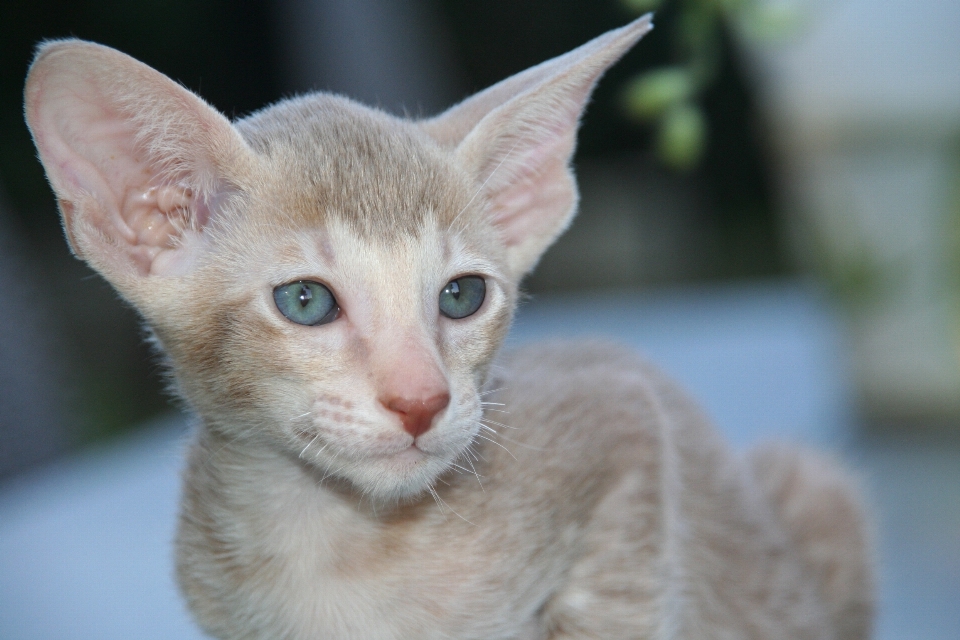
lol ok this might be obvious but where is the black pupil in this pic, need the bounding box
[298,285,313,307]
[449,281,460,299]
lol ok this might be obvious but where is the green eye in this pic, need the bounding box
[439,276,485,319]
[274,281,339,326]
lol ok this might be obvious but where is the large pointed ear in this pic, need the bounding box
[24,40,254,291]
[421,16,652,279]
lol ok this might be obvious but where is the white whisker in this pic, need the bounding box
[320,464,345,484]
[299,432,321,458]
[481,418,517,430]
[464,456,484,492]
[494,434,548,452]
[203,428,254,471]
[448,462,473,475]
[427,486,447,517]
[475,433,517,460]
[430,486,477,526]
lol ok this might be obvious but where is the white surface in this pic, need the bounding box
[744,0,960,128]
[1,280,957,639]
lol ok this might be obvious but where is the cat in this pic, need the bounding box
[25,14,874,640]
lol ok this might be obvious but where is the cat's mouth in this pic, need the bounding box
[290,418,470,500]
[392,444,428,462]
[294,426,438,461]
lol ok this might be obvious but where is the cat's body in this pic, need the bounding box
[25,15,874,639]
[178,342,869,639]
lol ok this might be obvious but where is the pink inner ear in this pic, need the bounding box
[122,186,194,247]
[26,40,251,280]
[488,152,574,249]
[474,100,581,251]
[31,67,197,275]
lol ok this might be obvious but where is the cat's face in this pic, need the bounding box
[151,100,516,500]
[24,17,652,502]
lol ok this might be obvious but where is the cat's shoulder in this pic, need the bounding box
[492,340,685,416]
[481,340,689,470]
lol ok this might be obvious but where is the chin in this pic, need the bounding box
[330,446,457,504]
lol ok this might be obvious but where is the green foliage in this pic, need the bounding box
[621,0,665,12]
[622,67,693,121]
[619,0,797,170]
[657,102,707,170]
[737,2,805,42]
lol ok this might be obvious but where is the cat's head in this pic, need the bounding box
[24,17,651,502]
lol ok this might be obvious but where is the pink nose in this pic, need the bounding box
[381,393,450,438]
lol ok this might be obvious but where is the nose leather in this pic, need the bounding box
[382,393,450,438]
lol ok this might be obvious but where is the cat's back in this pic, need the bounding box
[482,341,837,638]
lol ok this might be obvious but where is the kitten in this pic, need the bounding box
[25,15,874,639]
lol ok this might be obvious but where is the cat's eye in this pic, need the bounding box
[274,281,339,326]
[439,276,485,319]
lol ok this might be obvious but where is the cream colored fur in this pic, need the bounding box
[25,15,874,639]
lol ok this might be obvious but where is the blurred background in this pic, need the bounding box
[0,0,957,638]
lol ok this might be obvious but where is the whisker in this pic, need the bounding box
[475,433,517,460]
[479,387,505,397]
[427,487,447,517]
[320,464,345,484]
[299,432,321,458]
[481,418,517,430]
[203,427,256,470]
[464,456,484,492]
[354,487,374,514]
[430,486,477,526]
[464,441,486,463]
[290,411,313,422]
[493,434,549,452]
[448,462,474,475]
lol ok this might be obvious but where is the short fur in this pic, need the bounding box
[25,15,874,639]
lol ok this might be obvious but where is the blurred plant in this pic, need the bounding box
[621,0,802,170]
